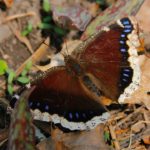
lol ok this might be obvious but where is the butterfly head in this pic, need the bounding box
[63,55,84,77]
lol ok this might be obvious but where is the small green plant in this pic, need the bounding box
[104,131,110,142]
[0,59,8,75]
[6,68,16,95]
[38,22,52,30]
[17,60,32,85]
[0,60,32,95]
[21,23,33,36]
[43,0,51,12]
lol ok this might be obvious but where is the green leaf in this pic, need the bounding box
[104,131,110,142]
[21,60,32,76]
[0,59,8,75]
[43,16,52,23]
[38,22,52,29]
[17,76,30,84]
[7,69,16,84]
[54,26,66,35]
[21,70,28,77]
[25,60,32,70]
[7,84,14,95]
[21,23,33,36]
[43,0,51,12]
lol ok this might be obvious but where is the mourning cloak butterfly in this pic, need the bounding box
[10,17,141,131]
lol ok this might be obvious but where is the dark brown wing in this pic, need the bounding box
[28,67,109,130]
[73,18,140,101]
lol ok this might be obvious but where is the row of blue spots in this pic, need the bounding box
[29,101,50,112]
[119,18,133,42]
[68,112,86,121]
[66,111,100,122]
[119,18,133,58]
[119,68,133,92]
[121,18,133,34]
[71,111,96,121]
[29,100,98,122]
[119,18,133,91]
[121,19,130,25]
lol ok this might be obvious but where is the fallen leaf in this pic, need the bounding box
[3,0,13,8]
[142,135,150,145]
[81,0,144,40]
[51,125,110,150]
[51,4,92,31]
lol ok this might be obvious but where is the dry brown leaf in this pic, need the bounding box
[37,138,56,150]
[136,0,150,33]
[51,125,110,150]
[132,122,145,133]
[142,135,150,145]
[115,129,129,135]
[3,0,13,8]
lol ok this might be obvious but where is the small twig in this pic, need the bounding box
[109,124,121,150]
[143,110,149,122]
[0,12,36,24]
[128,121,150,149]
[0,138,7,147]
[8,23,34,54]
[0,49,9,59]
[116,106,144,127]
[0,129,9,143]
[131,121,150,130]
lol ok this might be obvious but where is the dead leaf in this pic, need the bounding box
[132,122,145,133]
[136,0,150,33]
[3,0,13,8]
[142,135,150,145]
[51,125,110,150]
[51,4,92,31]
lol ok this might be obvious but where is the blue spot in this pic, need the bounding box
[122,20,130,25]
[124,69,130,72]
[120,40,125,44]
[121,34,126,38]
[124,29,131,33]
[123,73,129,77]
[75,112,79,119]
[29,102,33,107]
[69,113,73,119]
[123,78,128,82]
[124,25,132,28]
[37,102,40,106]
[120,48,126,52]
[45,105,49,111]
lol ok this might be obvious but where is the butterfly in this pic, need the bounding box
[10,17,141,131]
